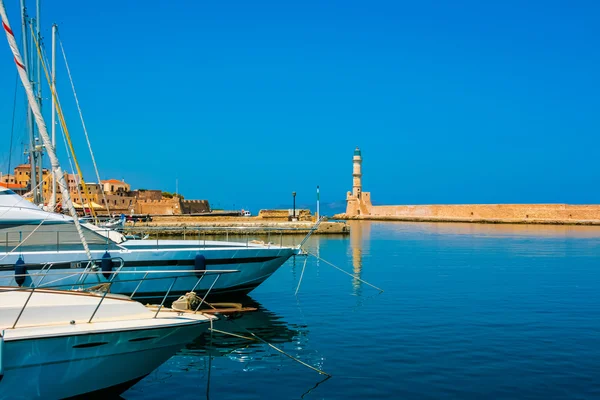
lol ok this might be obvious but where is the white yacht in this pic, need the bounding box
[0,187,301,301]
[0,284,214,398]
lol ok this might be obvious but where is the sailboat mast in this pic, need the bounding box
[50,23,56,207]
[35,0,43,202]
[0,0,92,259]
[19,0,37,202]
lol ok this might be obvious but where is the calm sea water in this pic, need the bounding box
[125,221,600,399]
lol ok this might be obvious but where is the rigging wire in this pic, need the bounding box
[7,72,18,181]
[5,30,24,184]
[29,23,97,222]
[39,41,88,216]
[58,34,110,214]
[57,101,87,214]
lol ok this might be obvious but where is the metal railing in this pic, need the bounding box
[3,268,239,329]
[10,257,126,289]
[0,225,309,254]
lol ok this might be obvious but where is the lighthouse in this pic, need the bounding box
[352,147,362,197]
[346,147,371,216]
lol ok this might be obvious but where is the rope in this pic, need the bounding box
[56,99,87,215]
[306,250,384,292]
[7,72,18,179]
[0,213,51,263]
[295,255,308,295]
[209,321,330,376]
[29,24,98,223]
[58,35,110,214]
[191,294,330,376]
[209,328,256,341]
[38,43,87,216]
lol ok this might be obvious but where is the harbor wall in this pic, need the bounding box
[337,201,600,225]
[135,198,182,215]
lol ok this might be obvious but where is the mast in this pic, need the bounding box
[50,23,56,208]
[0,0,92,259]
[19,0,37,202]
[35,0,42,201]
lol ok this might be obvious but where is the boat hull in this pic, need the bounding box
[0,322,209,399]
[0,242,299,301]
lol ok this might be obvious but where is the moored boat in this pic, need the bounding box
[0,186,300,300]
[0,284,215,398]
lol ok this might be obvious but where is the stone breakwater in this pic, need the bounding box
[334,204,600,225]
[123,217,349,237]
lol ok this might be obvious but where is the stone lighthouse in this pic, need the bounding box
[352,147,362,197]
[346,147,372,216]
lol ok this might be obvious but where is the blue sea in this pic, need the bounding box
[125,221,600,399]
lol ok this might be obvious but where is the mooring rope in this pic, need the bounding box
[210,323,330,376]
[295,255,308,295]
[306,250,384,293]
[209,328,256,342]
[198,297,330,376]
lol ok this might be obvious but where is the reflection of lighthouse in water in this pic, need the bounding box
[349,221,370,295]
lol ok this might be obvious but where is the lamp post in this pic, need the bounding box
[316,185,320,220]
[292,191,296,220]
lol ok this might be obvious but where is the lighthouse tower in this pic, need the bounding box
[352,147,362,197]
[346,147,372,216]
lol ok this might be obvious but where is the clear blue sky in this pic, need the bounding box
[1,0,599,214]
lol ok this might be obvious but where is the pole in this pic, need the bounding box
[19,0,36,202]
[316,185,320,220]
[50,23,56,208]
[292,191,296,220]
[35,0,42,203]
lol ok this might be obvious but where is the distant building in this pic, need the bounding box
[1,166,211,216]
[13,164,50,191]
[101,179,131,194]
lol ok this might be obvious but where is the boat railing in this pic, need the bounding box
[1,225,302,252]
[20,256,126,288]
[2,268,238,329]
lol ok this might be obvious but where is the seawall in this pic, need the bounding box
[123,218,349,237]
[334,204,600,225]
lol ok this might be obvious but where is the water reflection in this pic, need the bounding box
[348,221,370,295]
[367,219,600,239]
[182,296,303,360]
[126,296,324,399]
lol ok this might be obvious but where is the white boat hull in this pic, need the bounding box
[0,288,213,399]
[0,323,206,399]
[0,241,299,300]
